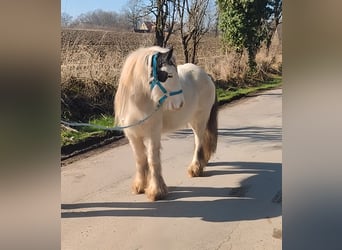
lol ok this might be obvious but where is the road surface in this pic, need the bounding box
[61,88,282,250]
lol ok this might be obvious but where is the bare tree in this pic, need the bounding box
[155,0,167,46]
[145,0,177,47]
[177,0,211,63]
[69,10,130,30]
[61,12,73,27]
[164,0,177,46]
[265,0,282,55]
[71,10,118,28]
[124,0,145,30]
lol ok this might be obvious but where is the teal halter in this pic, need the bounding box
[150,53,183,107]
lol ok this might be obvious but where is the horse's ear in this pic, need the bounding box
[166,47,173,61]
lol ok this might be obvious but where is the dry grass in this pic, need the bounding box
[200,35,282,86]
[61,28,282,120]
[61,30,155,85]
[61,28,281,86]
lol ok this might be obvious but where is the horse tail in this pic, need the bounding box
[203,92,218,164]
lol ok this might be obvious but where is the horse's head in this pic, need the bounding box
[149,47,184,111]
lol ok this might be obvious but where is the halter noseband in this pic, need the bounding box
[150,53,183,107]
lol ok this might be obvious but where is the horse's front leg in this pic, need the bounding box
[127,135,148,194]
[145,134,168,201]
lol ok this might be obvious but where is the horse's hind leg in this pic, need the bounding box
[145,135,168,201]
[127,135,148,194]
[188,96,218,177]
[188,122,207,177]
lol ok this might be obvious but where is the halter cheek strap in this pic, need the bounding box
[150,53,183,107]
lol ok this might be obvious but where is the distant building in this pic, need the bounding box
[140,21,155,32]
[134,21,156,33]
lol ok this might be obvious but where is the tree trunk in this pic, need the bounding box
[247,47,257,73]
[191,35,201,64]
[181,36,189,63]
[155,29,164,47]
[154,0,167,47]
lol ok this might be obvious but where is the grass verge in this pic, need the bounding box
[216,76,282,105]
[61,115,116,147]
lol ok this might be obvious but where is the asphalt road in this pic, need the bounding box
[61,88,282,250]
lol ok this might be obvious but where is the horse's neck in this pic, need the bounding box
[128,93,155,117]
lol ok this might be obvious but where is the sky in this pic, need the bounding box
[61,0,130,19]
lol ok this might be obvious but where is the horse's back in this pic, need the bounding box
[178,63,216,109]
[162,63,215,132]
[178,63,215,96]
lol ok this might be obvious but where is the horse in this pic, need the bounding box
[114,46,218,201]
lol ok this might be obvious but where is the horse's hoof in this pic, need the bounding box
[188,164,204,177]
[132,180,146,194]
[132,185,145,194]
[145,184,168,201]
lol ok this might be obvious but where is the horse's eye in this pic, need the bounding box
[157,70,168,82]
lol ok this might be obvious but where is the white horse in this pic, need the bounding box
[115,46,218,201]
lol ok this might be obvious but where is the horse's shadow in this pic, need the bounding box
[170,126,282,143]
[62,161,281,222]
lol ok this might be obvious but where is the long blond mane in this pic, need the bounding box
[114,46,171,125]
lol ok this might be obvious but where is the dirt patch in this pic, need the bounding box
[272,228,282,239]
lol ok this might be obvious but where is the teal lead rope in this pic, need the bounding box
[61,105,161,131]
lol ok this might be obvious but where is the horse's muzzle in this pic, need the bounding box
[172,100,184,111]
